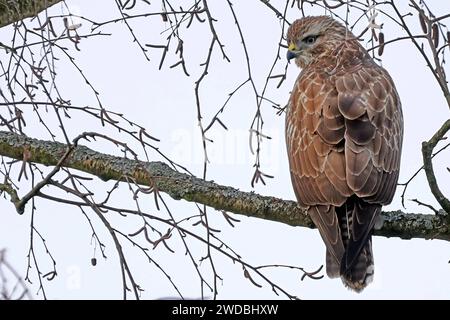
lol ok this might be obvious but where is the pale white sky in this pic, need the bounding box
[1,0,450,299]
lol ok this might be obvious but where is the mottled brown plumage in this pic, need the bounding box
[285,16,403,291]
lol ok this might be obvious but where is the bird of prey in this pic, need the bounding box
[285,16,403,291]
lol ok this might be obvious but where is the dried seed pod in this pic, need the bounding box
[432,23,439,48]
[419,11,428,34]
[378,32,385,56]
[372,28,378,42]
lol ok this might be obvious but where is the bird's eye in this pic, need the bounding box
[303,35,318,44]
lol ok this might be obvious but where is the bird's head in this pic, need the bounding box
[286,16,353,68]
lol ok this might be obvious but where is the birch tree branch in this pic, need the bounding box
[0,0,62,28]
[0,131,449,241]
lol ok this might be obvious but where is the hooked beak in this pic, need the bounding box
[287,42,300,62]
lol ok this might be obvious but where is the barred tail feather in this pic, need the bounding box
[333,197,380,292]
[341,238,375,292]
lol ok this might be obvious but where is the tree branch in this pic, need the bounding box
[0,130,449,241]
[422,119,450,215]
[0,182,21,211]
[0,0,62,28]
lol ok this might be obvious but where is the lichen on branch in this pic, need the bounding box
[0,0,62,28]
[0,130,449,241]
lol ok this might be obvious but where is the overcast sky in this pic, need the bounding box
[1,0,450,299]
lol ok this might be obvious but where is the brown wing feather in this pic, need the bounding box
[286,72,351,208]
[308,205,344,278]
[338,65,403,203]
